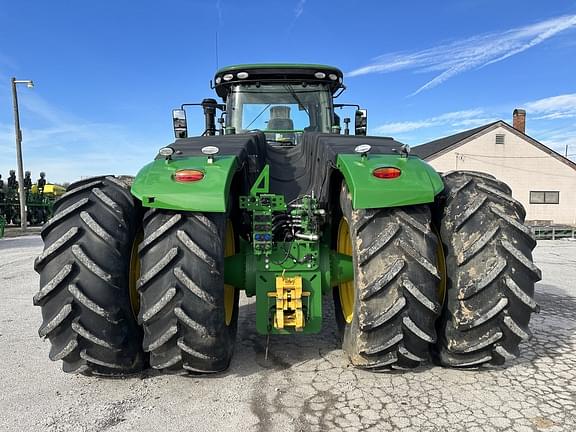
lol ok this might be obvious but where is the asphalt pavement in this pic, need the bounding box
[0,236,574,432]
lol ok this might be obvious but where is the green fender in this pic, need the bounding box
[131,153,443,212]
[336,154,444,209]
[131,156,238,212]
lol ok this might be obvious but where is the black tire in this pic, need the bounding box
[335,183,442,370]
[138,209,239,373]
[33,176,145,375]
[435,171,541,367]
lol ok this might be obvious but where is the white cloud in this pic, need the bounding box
[0,93,164,183]
[372,93,576,159]
[373,109,491,135]
[348,14,576,95]
[295,0,306,18]
[525,93,576,120]
[531,123,576,159]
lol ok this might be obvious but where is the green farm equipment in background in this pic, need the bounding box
[0,172,64,228]
[33,64,541,376]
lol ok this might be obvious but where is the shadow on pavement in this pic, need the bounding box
[227,296,343,378]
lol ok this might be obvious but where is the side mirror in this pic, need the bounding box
[355,109,367,136]
[172,109,188,138]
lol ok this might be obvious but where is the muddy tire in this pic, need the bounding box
[335,183,442,370]
[435,171,541,367]
[138,210,239,373]
[33,176,145,375]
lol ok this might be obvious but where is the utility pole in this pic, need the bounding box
[11,77,34,233]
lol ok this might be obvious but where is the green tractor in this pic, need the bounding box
[33,64,540,374]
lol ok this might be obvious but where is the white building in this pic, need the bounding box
[414,110,576,225]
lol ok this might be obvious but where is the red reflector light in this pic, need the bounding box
[372,167,401,179]
[174,169,204,182]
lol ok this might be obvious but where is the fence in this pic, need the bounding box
[531,225,576,240]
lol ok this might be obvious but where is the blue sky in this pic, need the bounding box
[1,0,575,183]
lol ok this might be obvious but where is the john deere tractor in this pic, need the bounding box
[34,64,540,375]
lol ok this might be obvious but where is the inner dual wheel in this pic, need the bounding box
[334,183,442,370]
[137,210,239,373]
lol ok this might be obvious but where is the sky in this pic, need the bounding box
[0,0,575,183]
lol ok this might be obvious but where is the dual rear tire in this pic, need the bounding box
[34,177,238,375]
[334,172,540,369]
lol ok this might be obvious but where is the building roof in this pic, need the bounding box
[412,122,498,159]
[413,120,576,172]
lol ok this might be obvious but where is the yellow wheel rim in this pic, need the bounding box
[433,226,447,306]
[224,221,235,326]
[337,218,354,323]
[128,231,143,318]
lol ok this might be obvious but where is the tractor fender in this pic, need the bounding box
[131,155,238,212]
[336,154,444,209]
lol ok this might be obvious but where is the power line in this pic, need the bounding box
[457,153,553,159]
[459,155,576,179]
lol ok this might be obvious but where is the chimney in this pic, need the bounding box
[513,109,526,134]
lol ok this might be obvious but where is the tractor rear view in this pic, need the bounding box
[33,64,540,375]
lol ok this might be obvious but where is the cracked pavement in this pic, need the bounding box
[0,236,575,431]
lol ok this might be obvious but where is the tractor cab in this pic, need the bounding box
[172,64,367,143]
[225,82,332,145]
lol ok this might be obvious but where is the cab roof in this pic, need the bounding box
[213,63,344,98]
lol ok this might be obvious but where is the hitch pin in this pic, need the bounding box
[295,232,319,241]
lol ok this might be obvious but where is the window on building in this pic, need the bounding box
[495,134,505,145]
[530,191,560,204]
